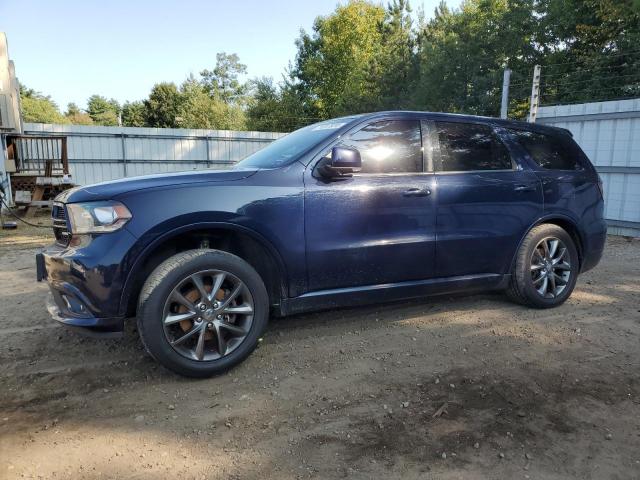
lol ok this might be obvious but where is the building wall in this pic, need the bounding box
[537,99,640,237]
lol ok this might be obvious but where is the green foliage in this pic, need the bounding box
[65,102,81,116]
[87,95,121,126]
[267,0,639,123]
[371,0,418,110]
[140,77,247,130]
[200,53,248,105]
[534,0,640,105]
[121,101,146,127]
[246,0,419,129]
[143,83,183,128]
[19,85,68,124]
[177,76,246,130]
[415,0,539,116]
[65,103,94,125]
[245,78,280,130]
[293,0,386,117]
[245,77,314,131]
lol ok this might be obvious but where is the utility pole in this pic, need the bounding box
[500,68,511,119]
[528,64,541,123]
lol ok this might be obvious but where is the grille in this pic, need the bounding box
[52,202,71,246]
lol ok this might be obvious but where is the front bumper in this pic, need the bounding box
[45,292,123,338]
[36,230,137,337]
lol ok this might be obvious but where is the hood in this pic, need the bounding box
[56,168,258,203]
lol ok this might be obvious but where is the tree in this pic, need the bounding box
[200,53,248,105]
[140,77,247,130]
[177,76,246,130]
[143,83,183,128]
[121,101,146,127]
[246,76,315,131]
[414,0,538,116]
[65,102,81,116]
[534,0,640,104]
[19,85,68,124]
[292,0,386,118]
[245,78,281,131]
[65,102,93,125]
[369,0,418,110]
[87,95,121,125]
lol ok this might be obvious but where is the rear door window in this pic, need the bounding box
[434,122,513,172]
[509,129,583,171]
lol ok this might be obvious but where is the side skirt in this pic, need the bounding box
[277,273,510,316]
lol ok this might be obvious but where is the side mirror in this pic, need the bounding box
[331,146,362,170]
[316,146,362,179]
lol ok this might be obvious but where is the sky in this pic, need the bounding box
[0,0,450,111]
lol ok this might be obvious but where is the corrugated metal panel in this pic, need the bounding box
[22,123,286,186]
[538,99,640,236]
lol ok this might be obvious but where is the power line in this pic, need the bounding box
[541,62,640,79]
[540,49,640,69]
[507,77,640,93]
[540,73,640,88]
[504,54,640,89]
[510,70,640,87]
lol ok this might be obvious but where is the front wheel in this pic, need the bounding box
[507,224,579,308]
[137,249,269,377]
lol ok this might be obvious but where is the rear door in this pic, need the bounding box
[430,120,543,277]
[506,128,602,225]
[304,117,437,291]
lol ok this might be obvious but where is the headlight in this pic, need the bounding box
[66,201,132,234]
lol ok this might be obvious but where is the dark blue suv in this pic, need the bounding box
[37,112,606,377]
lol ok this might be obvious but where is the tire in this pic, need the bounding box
[506,224,579,309]
[137,249,269,378]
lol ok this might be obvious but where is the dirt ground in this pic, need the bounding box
[1,220,639,480]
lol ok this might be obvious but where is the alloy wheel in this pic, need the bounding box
[530,236,572,298]
[162,270,254,361]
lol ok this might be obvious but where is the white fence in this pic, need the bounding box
[23,123,286,186]
[538,99,640,237]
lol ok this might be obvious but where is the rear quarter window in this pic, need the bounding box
[509,129,584,171]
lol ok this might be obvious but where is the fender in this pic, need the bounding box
[118,221,289,317]
[508,213,584,273]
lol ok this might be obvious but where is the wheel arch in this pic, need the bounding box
[120,222,288,318]
[510,214,585,273]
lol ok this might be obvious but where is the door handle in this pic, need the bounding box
[403,188,431,197]
[514,184,536,192]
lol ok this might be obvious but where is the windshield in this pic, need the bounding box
[235,118,358,169]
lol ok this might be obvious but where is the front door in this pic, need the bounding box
[304,118,437,292]
[430,120,544,278]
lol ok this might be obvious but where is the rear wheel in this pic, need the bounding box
[137,250,268,377]
[507,224,579,308]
